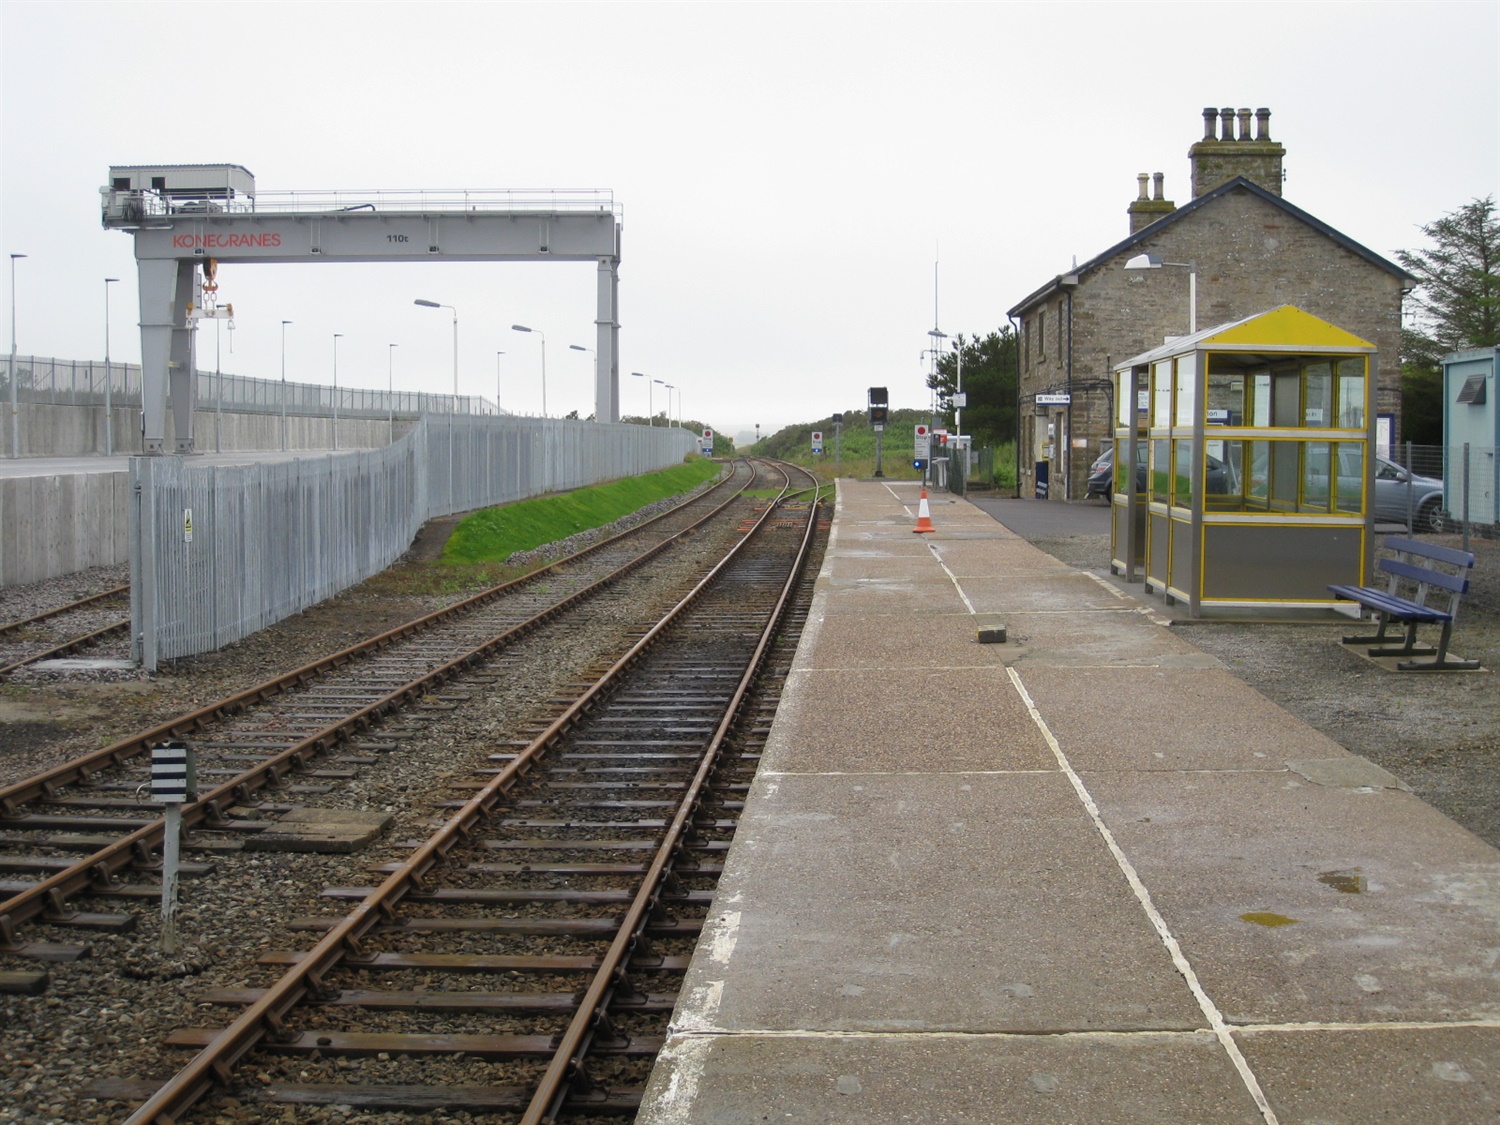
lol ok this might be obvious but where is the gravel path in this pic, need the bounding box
[1028,528,1500,849]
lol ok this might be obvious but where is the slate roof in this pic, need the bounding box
[1006,176,1416,318]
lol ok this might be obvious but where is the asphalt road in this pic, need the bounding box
[965,494,1111,538]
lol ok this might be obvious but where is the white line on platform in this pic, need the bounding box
[1006,664,1281,1125]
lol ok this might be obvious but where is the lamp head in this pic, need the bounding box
[414,299,440,308]
[511,324,532,333]
[1124,253,1164,269]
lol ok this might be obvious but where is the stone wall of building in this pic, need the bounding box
[1018,184,1406,500]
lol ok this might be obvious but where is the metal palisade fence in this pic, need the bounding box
[130,415,696,669]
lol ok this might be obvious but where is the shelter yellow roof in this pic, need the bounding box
[1115,306,1376,370]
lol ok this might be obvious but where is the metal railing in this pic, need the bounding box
[101,187,619,221]
[3,355,496,418]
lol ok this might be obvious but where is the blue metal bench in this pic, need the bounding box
[1329,536,1479,671]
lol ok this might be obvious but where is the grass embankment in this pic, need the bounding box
[443,459,723,565]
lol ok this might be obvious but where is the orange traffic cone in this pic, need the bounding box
[913,488,936,534]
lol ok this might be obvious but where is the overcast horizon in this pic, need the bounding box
[2,0,1496,443]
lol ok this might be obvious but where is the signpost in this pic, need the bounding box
[811,431,823,454]
[701,428,714,455]
[914,422,931,477]
[832,412,843,476]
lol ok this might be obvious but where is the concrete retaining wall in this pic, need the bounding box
[0,469,131,586]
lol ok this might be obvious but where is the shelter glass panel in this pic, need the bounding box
[1337,360,1366,429]
[1174,354,1198,428]
[1304,363,1333,427]
[1208,368,1246,426]
[1152,361,1172,428]
[1251,371,1271,426]
[1334,442,1364,513]
[1172,440,1194,507]
[1150,439,1170,503]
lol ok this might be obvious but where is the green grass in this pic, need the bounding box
[442,460,724,565]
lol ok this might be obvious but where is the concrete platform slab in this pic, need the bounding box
[934,540,1070,575]
[763,667,1054,773]
[1238,1025,1500,1124]
[960,570,1134,613]
[1004,610,1214,668]
[679,772,1205,1034]
[643,1031,1266,1124]
[1086,769,1500,1025]
[818,574,970,614]
[1019,665,1354,771]
[796,612,1008,670]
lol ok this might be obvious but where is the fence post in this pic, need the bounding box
[1462,442,1470,552]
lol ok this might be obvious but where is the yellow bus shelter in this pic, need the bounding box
[1110,306,1376,615]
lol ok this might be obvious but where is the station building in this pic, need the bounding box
[1008,106,1416,501]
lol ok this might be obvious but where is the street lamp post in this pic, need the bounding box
[104,277,119,456]
[494,351,505,415]
[280,319,293,452]
[9,253,26,459]
[415,299,459,398]
[387,343,397,444]
[630,372,651,425]
[512,324,546,417]
[569,344,595,418]
[1124,253,1197,332]
[331,333,343,450]
[653,379,666,426]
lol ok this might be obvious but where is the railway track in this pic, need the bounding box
[0,583,131,677]
[0,460,789,958]
[98,467,826,1123]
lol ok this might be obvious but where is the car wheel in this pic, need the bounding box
[1417,499,1446,534]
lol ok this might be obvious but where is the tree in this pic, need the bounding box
[1397,195,1499,356]
[927,327,1018,448]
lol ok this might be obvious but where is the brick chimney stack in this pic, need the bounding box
[1128,171,1176,233]
[1188,106,1285,198]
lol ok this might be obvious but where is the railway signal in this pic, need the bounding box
[150,740,197,954]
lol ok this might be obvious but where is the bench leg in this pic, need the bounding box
[1363,617,1437,658]
[1397,620,1481,671]
[1343,610,1400,646]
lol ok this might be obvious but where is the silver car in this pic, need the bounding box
[1373,456,1446,532]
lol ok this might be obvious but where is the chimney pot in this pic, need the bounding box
[1220,107,1236,140]
[1237,108,1253,141]
[1255,107,1271,140]
[1152,172,1165,201]
[1202,107,1218,140]
[1136,173,1150,201]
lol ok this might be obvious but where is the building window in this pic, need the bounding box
[1038,310,1045,360]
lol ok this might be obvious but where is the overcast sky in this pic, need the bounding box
[3,0,1496,442]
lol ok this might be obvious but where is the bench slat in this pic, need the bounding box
[1382,536,1475,569]
[1327,585,1451,623]
[1376,556,1470,595]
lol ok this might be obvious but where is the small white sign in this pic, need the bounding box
[1036,393,1071,406]
[183,508,193,543]
[950,392,967,408]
